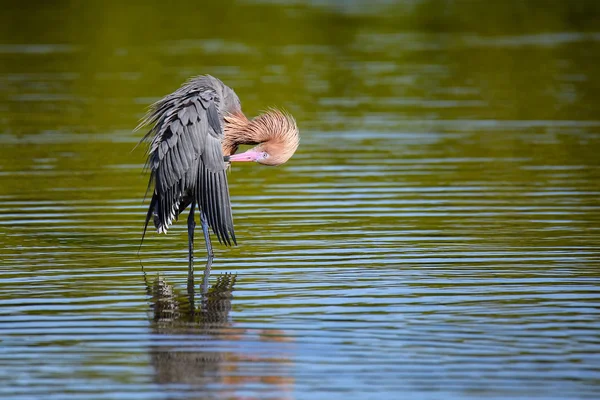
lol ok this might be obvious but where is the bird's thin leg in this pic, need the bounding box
[200,211,214,297]
[187,202,196,313]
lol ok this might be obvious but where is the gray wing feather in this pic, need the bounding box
[139,75,237,246]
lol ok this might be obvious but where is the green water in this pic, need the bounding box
[1,1,600,399]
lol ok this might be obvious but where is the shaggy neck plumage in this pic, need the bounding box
[223,110,294,156]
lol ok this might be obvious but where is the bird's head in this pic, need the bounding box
[226,109,299,166]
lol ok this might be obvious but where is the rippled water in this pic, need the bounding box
[1,1,600,399]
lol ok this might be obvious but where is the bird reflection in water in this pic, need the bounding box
[146,274,294,399]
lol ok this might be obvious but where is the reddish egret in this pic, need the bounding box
[138,75,299,291]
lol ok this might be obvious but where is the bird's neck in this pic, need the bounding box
[223,112,271,156]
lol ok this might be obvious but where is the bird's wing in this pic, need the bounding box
[139,83,236,246]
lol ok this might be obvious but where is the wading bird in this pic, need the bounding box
[138,75,299,292]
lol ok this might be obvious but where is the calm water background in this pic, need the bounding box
[1,1,600,399]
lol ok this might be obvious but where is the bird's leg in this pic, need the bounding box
[200,211,214,297]
[187,202,196,314]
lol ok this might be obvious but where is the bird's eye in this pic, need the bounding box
[261,151,269,159]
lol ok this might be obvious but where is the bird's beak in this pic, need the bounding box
[226,150,262,162]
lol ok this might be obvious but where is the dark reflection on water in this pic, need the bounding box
[148,274,294,398]
[148,273,236,325]
[149,274,233,387]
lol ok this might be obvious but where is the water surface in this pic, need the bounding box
[1,1,600,399]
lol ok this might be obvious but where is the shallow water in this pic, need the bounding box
[1,1,600,399]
